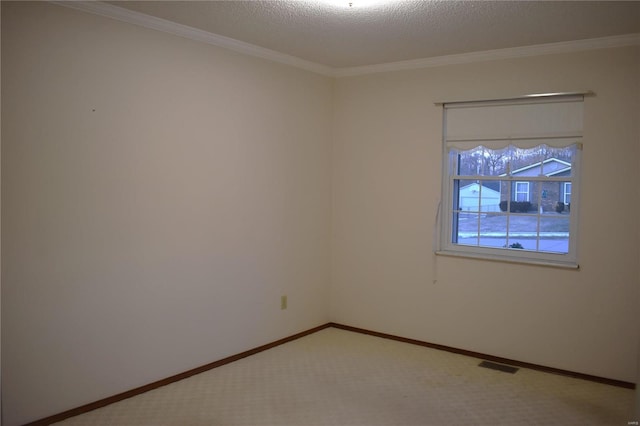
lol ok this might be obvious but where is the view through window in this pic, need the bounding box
[451,144,577,254]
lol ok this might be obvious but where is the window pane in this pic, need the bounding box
[456,180,501,213]
[455,212,478,246]
[499,180,510,212]
[540,181,568,214]
[478,180,501,212]
[509,146,541,177]
[509,181,536,212]
[456,146,511,177]
[457,179,480,212]
[540,216,570,233]
[457,147,485,176]
[498,180,537,214]
[507,215,538,251]
[482,146,510,176]
[479,214,507,248]
[539,217,570,254]
[541,145,575,177]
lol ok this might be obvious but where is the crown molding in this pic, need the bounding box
[334,33,640,77]
[51,2,639,79]
[50,1,336,77]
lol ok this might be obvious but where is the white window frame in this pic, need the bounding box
[437,94,584,268]
[515,181,530,202]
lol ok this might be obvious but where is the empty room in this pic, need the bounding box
[2,1,640,425]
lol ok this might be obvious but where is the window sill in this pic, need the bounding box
[435,250,579,270]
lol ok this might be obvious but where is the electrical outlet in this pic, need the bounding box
[281,295,287,310]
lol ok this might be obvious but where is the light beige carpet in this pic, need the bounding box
[55,328,633,425]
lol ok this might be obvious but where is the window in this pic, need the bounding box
[515,182,529,202]
[563,182,572,205]
[438,94,584,267]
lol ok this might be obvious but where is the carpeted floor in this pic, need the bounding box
[54,327,634,425]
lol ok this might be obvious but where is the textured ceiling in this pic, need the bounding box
[110,1,640,68]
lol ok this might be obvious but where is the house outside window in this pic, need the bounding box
[438,94,584,267]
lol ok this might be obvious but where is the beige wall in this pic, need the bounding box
[331,46,640,383]
[1,3,332,425]
[3,2,640,426]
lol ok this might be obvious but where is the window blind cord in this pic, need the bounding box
[432,200,441,284]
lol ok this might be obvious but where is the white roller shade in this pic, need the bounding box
[445,95,584,149]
